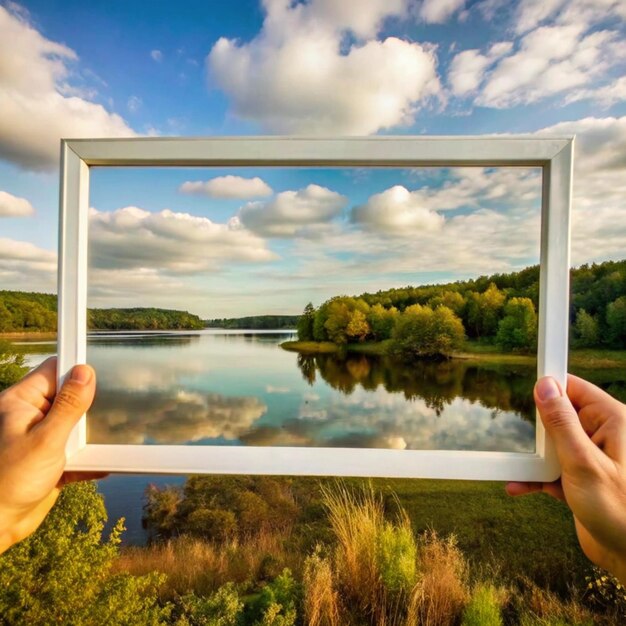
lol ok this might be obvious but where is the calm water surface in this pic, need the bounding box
[85,330,536,452]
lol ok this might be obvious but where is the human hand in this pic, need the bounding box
[507,374,626,584]
[0,357,105,554]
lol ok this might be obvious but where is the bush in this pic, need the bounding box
[462,584,503,626]
[174,583,243,626]
[0,339,27,391]
[0,482,168,625]
[246,569,299,626]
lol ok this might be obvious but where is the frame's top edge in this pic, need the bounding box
[62,135,575,143]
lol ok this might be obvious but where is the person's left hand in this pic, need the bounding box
[0,357,105,554]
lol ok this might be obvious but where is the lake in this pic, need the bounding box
[17,329,538,542]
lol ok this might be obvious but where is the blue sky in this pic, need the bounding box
[0,0,625,316]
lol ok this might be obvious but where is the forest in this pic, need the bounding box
[0,292,203,331]
[295,259,626,355]
[205,315,299,330]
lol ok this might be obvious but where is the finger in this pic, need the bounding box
[58,471,109,487]
[505,480,566,501]
[535,377,597,474]
[35,364,96,448]
[6,357,58,407]
[567,374,620,414]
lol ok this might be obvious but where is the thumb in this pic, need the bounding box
[38,364,96,448]
[535,376,595,474]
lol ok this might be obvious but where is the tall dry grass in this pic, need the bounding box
[113,529,298,600]
[321,482,469,626]
[302,547,341,626]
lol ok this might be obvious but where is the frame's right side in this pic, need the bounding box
[536,137,574,480]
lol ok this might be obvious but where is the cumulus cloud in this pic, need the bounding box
[450,0,626,108]
[0,190,34,217]
[89,206,277,272]
[419,0,465,24]
[351,185,444,234]
[535,115,626,264]
[207,0,441,134]
[88,388,267,444]
[565,75,626,107]
[352,168,540,237]
[476,24,625,108]
[0,237,56,291]
[0,5,135,170]
[238,184,347,237]
[180,175,273,199]
[448,41,513,96]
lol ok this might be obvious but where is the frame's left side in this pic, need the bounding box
[58,141,90,459]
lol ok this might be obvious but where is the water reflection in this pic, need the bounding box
[88,389,266,444]
[297,353,536,421]
[86,331,536,452]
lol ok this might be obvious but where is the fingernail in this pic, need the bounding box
[70,366,92,385]
[536,377,561,402]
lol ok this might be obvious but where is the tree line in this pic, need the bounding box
[0,292,203,331]
[205,315,298,330]
[297,258,626,355]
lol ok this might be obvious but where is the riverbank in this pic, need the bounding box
[0,331,57,340]
[281,339,626,369]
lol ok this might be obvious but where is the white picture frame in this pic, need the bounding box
[59,136,573,481]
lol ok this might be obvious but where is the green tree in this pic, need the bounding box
[367,303,398,341]
[466,283,506,338]
[296,303,316,341]
[573,309,599,347]
[495,297,538,352]
[0,482,168,625]
[392,305,465,358]
[428,290,466,317]
[345,309,370,342]
[607,296,626,348]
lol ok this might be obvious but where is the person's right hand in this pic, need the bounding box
[507,374,626,585]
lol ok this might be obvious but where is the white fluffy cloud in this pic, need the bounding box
[0,237,56,291]
[477,24,624,108]
[180,175,273,199]
[207,0,441,134]
[565,75,626,107]
[419,0,465,24]
[450,0,626,108]
[0,5,135,170]
[351,185,444,234]
[239,184,347,237]
[535,115,626,264]
[0,190,34,217]
[89,206,277,272]
[448,42,513,96]
[352,168,540,236]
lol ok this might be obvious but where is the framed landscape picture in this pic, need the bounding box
[58,136,573,481]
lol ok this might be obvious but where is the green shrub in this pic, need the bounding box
[0,339,27,391]
[247,568,299,626]
[462,584,503,626]
[0,482,168,625]
[174,583,243,626]
[376,519,418,594]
